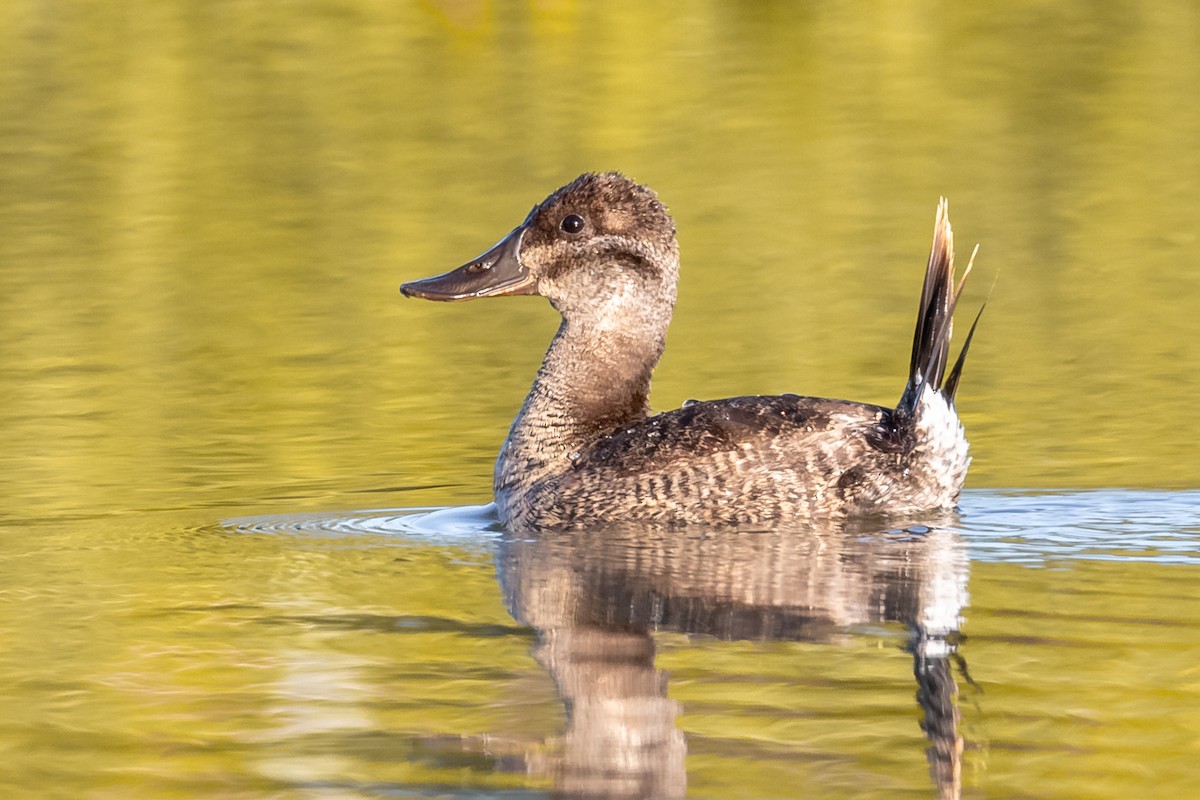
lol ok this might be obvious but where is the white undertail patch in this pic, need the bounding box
[913,385,971,507]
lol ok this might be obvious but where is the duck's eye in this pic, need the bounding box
[561,214,585,234]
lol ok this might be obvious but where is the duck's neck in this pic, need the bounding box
[495,305,670,497]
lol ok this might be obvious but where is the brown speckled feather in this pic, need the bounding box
[536,396,904,528]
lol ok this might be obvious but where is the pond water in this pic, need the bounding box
[2,2,1199,798]
[3,492,1199,799]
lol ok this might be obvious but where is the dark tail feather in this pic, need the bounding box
[943,303,984,403]
[898,199,980,417]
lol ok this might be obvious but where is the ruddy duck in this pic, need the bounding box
[402,173,980,532]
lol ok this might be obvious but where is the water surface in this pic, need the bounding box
[3,491,1199,798]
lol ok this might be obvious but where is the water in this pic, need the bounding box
[3,492,1198,798]
[3,2,1200,798]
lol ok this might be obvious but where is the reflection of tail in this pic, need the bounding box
[898,199,982,419]
[911,628,964,800]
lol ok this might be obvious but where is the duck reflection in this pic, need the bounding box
[496,518,970,799]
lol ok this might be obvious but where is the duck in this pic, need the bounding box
[401,172,981,533]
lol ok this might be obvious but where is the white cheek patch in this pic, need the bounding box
[593,282,641,333]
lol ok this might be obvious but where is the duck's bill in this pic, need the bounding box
[400,227,535,301]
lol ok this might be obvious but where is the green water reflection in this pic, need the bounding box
[2,2,1199,799]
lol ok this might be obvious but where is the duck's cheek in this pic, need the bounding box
[589,285,643,332]
[534,272,562,300]
[541,282,598,317]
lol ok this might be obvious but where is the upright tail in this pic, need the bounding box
[897,198,982,418]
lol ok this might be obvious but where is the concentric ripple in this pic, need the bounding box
[223,502,502,546]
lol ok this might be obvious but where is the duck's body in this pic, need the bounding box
[402,173,979,533]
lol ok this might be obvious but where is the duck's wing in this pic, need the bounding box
[576,395,898,474]
[544,394,908,528]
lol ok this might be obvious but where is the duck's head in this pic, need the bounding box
[401,172,679,320]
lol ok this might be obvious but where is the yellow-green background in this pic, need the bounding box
[3,1,1198,522]
[2,2,1198,798]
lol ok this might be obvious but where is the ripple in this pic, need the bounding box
[223,491,1200,566]
[223,503,502,546]
[959,489,1200,565]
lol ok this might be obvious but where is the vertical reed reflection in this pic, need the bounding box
[496,518,970,799]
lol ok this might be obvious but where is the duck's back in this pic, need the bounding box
[504,394,942,531]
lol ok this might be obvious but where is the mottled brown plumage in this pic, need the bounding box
[402,173,980,533]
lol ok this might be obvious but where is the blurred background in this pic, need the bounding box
[2,1,1198,523]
